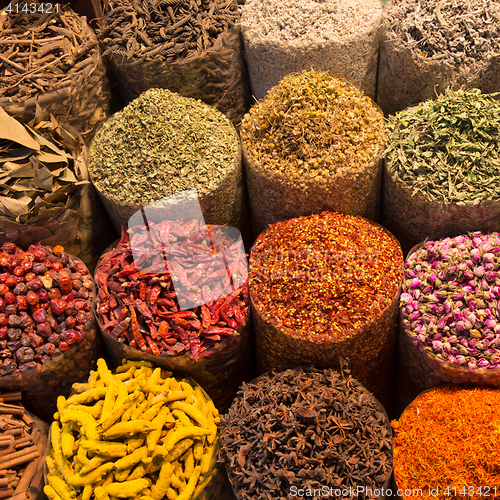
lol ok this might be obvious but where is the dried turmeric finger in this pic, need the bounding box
[163,426,210,455]
[94,486,110,500]
[128,464,147,481]
[61,423,75,459]
[81,484,93,500]
[106,478,150,498]
[80,439,128,458]
[176,465,201,500]
[51,421,74,481]
[114,446,148,470]
[147,407,170,453]
[97,358,115,385]
[163,438,194,463]
[71,383,90,394]
[67,388,107,406]
[68,462,115,487]
[60,409,98,441]
[99,381,119,425]
[169,402,208,429]
[79,455,107,476]
[44,484,63,500]
[150,462,173,500]
[102,420,157,439]
[48,474,77,500]
[182,448,195,478]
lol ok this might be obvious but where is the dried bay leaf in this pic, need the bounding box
[0,108,39,150]
[33,167,54,191]
[0,196,29,218]
[57,167,78,183]
[38,152,69,165]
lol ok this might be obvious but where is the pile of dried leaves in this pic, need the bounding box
[220,363,393,499]
[0,106,114,268]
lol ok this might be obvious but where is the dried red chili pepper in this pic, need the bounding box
[95,219,249,361]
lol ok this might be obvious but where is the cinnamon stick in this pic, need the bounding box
[0,451,39,470]
[0,393,22,403]
[0,446,39,467]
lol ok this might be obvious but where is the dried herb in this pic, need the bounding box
[95,220,249,361]
[393,386,500,499]
[0,0,110,142]
[241,70,385,233]
[98,0,239,62]
[220,364,393,500]
[385,89,500,204]
[88,88,242,230]
[383,0,500,68]
[249,211,403,408]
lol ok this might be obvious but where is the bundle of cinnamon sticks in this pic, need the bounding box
[0,392,47,500]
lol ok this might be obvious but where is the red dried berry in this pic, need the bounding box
[58,341,69,352]
[64,329,81,344]
[0,273,8,283]
[13,266,24,277]
[15,296,27,311]
[0,314,7,326]
[50,299,68,315]
[75,311,88,325]
[24,272,36,282]
[37,289,49,303]
[44,343,56,355]
[0,284,8,295]
[5,276,17,288]
[65,316,76,329]
[48,289,62,301]
[21,259,33,272]
[0,326,7,339]
[74,299,88,311]
[61,294,74,302]
[4,293,15,305]
[33,249,46,262]
[4,304,16,315]
[2,243,16,254]
[26,291,39,306]
[36,322,52,337]
[82,280,93,290]
[0,297,4,311]
[32,309,47,323]
[52,262,63,272]
[28,278,43,292]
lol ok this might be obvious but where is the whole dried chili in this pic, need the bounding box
[94,219,249,361]
[392,386,500,499]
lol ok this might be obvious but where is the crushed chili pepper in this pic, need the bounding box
[249,211,403,409]
[94,219,249,361]
[393,386,500,499]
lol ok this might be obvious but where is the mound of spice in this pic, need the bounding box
[393,386,500,498]
[241,70,386,234]
[383,89,500,252]
[45,358,223,500]
[249,211,403,408]
[241,0,382,99]
[220,365,393,500]
[0,392,47,500]
[88,88,244,232]
[0,0,111,142]
[378,0,500,115]
[0,241,92,374]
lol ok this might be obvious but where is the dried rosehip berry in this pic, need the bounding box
[26,291,39,305]
[36,322,51,337]
[4,304,16,315]
[33,249,46,262]
[7,340,21,352]
[65,316,76,329]
[50,299,68,315]
[52,262,63,272]
[0,284,8,295]
[13,266,24,277]
[24,272,36,282]
[16,347,34,363]
[32,263,47,275]
[0,314,7,326]
[7,328,21,340]
[75,312,88,325]
[16,296,27,311]
[64,329,81,345]
[61,294,74,302]
[5,276,17,288]
[21,259,33,272]
[8,315,21,327]
[58,272,72,293]
[64,303,78,317]
[20,335,30,347]
[58,341,69,352]
[76,263,87,274]
[37,289,49,303]
[13,283,27,295]
[28,278,43,292]
[44,343,56,355]
[2,358,17,374]
[0,326,7,339]
[47,333,60,346]
[19,312,33,329]
[48,289,61,301]
[32,309,47,323]
[2,243,16,254]
[4,293,15,305]
[28,332,44,348]
[77,287,89,300]
[0,297,4,311]
[53,245,64,255]
[46,313,57,329]
[82,280,93,290]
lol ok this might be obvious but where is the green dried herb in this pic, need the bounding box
[384,88,500,204]
[88,88,239,206]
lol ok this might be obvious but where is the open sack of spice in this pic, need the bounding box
[0,241,103,422]
[241,70,386,236]
[392,386,500,497]
[396,233,500,414]
[0,391,48,500]
[0,0,111,144]
[44,358,227,500]
[220,363,394,500]
[249,211,403,412]
[94,193,252,412]
[0,106,116,271]
[95,0,250,124]
[377,0,500,115]
[383,87,500,254]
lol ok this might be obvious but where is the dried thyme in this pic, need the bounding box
[383,0,500,67]
[242,70,385,178]
[88,88,240,207]
[220,364,393,500]
[384,88,500,204]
